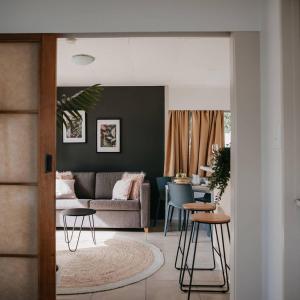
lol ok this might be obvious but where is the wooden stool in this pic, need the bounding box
[181,212,231,299]
[175,202,216,285]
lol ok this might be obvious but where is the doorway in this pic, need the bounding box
[0,32,261,300]
[55,34,233,299]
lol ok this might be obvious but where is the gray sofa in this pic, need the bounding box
[56,172,150,231]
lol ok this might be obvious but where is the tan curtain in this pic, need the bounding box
[164,111,189,176]
[189,111,224,176]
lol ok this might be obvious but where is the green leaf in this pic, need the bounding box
[57,84,103,129]
[208,147,230,201]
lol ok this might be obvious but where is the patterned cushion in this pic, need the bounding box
[122,172,145,200]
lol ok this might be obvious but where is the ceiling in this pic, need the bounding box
[57,37,230,88]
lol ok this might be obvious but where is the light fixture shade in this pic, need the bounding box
[72,54,95,65]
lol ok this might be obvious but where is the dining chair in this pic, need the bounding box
[164,182,195,236]
[195,192,211,203]
[155,176,172,227]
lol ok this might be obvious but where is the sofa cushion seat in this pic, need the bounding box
[90,199,140,211]
[56,199,90,210]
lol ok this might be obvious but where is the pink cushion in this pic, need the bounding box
[122,172,145,200]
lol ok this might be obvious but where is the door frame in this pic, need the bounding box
[38,34,57,300]
[0,32,261,300]
[0,34,57,300]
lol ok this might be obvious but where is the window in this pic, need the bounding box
[224,111,231,147]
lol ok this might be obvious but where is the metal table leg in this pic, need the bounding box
[63,214,96,252]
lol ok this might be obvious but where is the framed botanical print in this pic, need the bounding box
[97,119,121,153]
[63,110,86,143]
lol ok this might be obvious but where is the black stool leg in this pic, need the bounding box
[179,210,190,285]
[187,222,200,300]
[210,224,216,270]
[63,215,77,244]
[175,209,186,269]
[226,223,231,242]
[214,224,226,288]
[180,222,230,293]
[178,209,182,231]
[88,215,96,245]
[64,216,85,252]
[180,220,194,291]
[220,224,230,292]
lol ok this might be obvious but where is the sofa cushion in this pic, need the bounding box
[95,172,123,199]
[90,199,140,211]
[73,172,95,199]
[56,199,90,210]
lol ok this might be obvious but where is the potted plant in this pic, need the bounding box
[57,84,103,129]
[209,147,230,203]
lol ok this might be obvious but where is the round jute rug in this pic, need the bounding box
[56,238,164,294]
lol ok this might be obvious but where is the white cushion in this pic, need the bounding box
[56,179,76,199]
[112,179,133,200]
[56,171,73,180]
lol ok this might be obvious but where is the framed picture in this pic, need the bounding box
[63,110,86,143]
[97,119,121,153]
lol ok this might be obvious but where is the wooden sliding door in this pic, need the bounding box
[0,34,56,300]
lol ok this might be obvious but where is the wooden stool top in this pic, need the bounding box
[191,212,230,224]
[183,202,216,211]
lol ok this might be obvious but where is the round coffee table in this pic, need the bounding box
[62,208,96,252]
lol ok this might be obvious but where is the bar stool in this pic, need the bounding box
[182,212,231,299]
[175,202,216,285]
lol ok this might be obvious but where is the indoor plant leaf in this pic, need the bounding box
[209,147,230,202]
[57,84,103,129]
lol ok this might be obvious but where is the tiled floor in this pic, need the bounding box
[56,222,230,300]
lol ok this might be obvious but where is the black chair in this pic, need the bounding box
[154,177,172,226]
[195,192,211,203]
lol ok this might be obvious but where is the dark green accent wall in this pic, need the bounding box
[57,86,165,220]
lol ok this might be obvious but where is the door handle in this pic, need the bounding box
[45,154,52,173]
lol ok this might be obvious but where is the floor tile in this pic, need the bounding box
[200,293,230,300]
[56,222,231,300]
[90,280,145,300]
[146,279,201,300]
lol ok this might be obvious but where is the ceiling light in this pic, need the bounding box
[66,38,77,44]
[72,54,95,65]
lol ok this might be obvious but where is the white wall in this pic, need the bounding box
[231,32,262,300]
[164,85,230,154]
[0,0,261,33]
[281,1,300,299]
[167,86,230,110]
[260,1,284,300]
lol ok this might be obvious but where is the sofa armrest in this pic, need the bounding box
[140,181,150,228]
